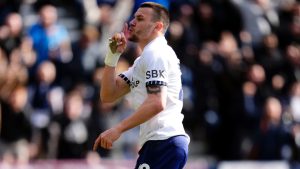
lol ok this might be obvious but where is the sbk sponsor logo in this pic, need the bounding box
[146,70,165,79]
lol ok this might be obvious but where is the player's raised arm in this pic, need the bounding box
[100,24,130,103]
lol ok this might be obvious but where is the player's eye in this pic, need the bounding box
[136,16,144,21]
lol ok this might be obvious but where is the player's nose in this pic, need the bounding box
[129,19,135,27]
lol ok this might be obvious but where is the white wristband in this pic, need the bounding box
[104,48,121,67]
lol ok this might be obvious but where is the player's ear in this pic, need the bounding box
[154,21,164,32]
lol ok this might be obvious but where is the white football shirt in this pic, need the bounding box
[119,36,189,146]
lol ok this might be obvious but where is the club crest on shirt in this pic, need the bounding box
[146,70,165,79]
[130,79,140,89]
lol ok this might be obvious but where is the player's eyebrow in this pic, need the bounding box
[135,13,145,20]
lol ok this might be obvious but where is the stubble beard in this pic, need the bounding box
[128,34,139,43]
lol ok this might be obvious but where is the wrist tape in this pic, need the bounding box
[104,48,121,67]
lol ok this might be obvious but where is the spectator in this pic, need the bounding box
[80,24,103,79]
[168,2,199,67]
[289,82,300,160]
[195,1,222,43]
[0,48,28,102]
[28,61,57,158]
[0,47,8,94]
[237,81,263,158]
[0,86,33,164]
[289,81,300,123]
[255,33,291,100]
[250,97,295,160]
[284,43,300,82]
[239,31,256,65]
[247,64,270,99]
[0,12,23,56]
[29,61,57,127]
[278,1,300,48]
[27,4,73,86]
[19,37,37,70]
[52,90,89,159]
[233,0,280,48]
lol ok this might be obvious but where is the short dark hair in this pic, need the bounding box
[140,2,170,33]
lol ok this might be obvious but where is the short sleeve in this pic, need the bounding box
[144,52,168,87]
[119,66,133,87]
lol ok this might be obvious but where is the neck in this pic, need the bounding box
[138,32,163,51]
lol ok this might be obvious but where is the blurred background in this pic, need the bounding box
[0,0,300,168]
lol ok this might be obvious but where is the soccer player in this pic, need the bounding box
[93,2,189,169]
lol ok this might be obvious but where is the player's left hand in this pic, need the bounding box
[93,126,122,150]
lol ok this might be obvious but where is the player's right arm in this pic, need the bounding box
[100,67,130,103]
[101,24,130,102]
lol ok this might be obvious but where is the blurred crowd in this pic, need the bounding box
[1,0,300,165]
